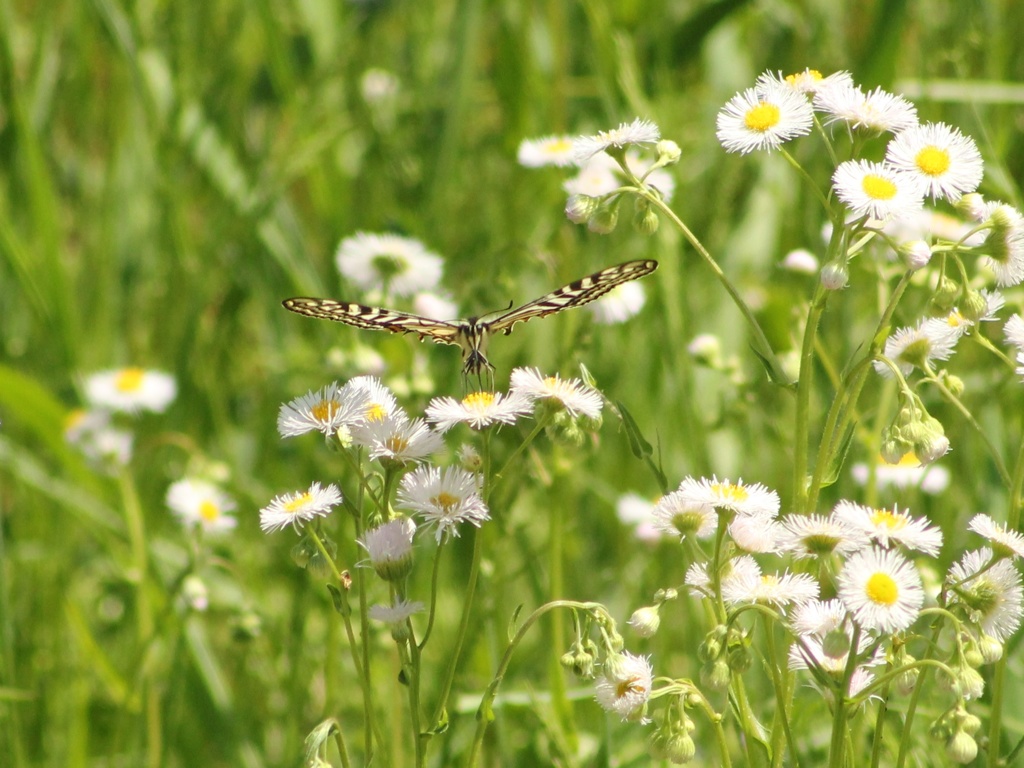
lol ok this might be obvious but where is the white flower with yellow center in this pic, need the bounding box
[778,513,868,559]
[260,482,342,533]
[677,475,780,518]
[594,652,653,722]
[721,559,819,609]
[833,500,943,555]
[729,514,782,553]
[396,465,489,541]
[166,478,237,534]
[872,316,960,378]
[968,514,1024,560]
[815,84,918,134]
[277,381,370,437]
[885,122,984,202]
[351,413,444,464]
[346,375,401,424]
[425,390,532,432]
[84,368,177,413]
[517,135,577,168]
[832,160,924,221]
[651,491,716,540]
[335,231,443,298]
[851,452,950,495]
[758,68,853,97]
[509,367,603,420]
[946,548,1024,642]
[716,82,814,154]
[572,118,661,164]
[838,547,924,633]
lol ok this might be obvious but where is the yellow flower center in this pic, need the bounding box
[745,102,781,133]
[115,368,145,392]
[284,492,312,514]
[199,500,220,521]
[865,572,899,605]
[760,574,780,588]
[365,403,387,422]
[884,451,921,468]
[385,436,409,454]
[711,483,749,503]
[869,507,908,531]
[786,69,822,86]
[431,492,460,513]
[915,145,951,177]
[861,173,897,201]
[616,676,645,698]
[463,391,496,410]
[549,138,573,153]
[312,398,341,423]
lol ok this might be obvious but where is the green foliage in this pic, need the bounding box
[3,1,1024,767]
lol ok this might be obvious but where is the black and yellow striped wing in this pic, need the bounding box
[281,298,464,346]
[485,259,658,336]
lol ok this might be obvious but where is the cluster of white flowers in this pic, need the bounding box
[637,473,1024,708]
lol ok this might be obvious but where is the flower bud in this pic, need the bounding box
[656,139,682,165]
[956,193,987,222]
[820,261,849,291]
[960,290,988,323]
[822,628,851,660]
[700,658,731,691]
[977,633,1004,664]
[900,239,933,270]
[587,203,619,234]
[932,276,960,312]
[565,194,600,224]
[946,731,978,764]
[633,204,660,235]
[628,606,661,638]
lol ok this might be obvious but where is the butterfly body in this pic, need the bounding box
[283,259,657,375]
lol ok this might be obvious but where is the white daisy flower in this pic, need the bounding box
[166,478,237,534]
[872,316,960,377]
[346,375,402,424]
[277,381,370,438]
[677,475,780,518]
[259,482,342,533]
[517,135,577,168]
[651,491,717,540]
[616,493,663,542]
[396,465,489,541]
[721,559,820,609]
[1004,314,1024,352]
[968,514,1024,560]
[838,546,924,633]
[335,232,443,298]
[412,291,460,321]
[728,514,782,553]
[358,517,416,581]
[778,513,869,559]
[815,84,919,134]
[833,500,943,555]
[781,248,819,274]
[351,413,444,464]
[572,118,661,164]
[84,368,177,413]
[788,636,885,690]
[509,367,603,419]
[588,280,646,325]
[594,652,653,722]
[832,160,924,221]
[946,548,1024,642]
[791,599,849,637]
[369,597,425,625]
[425,390,532,432]
[851,452,950,494]
[715,83,814,154]
[885,122,984,202]
[979,202,1024,287]
[758,68,854,98]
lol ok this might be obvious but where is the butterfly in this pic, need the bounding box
[283,259,658,377]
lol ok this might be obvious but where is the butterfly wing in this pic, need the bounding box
[487,259,658,336]
[282,298,464,347]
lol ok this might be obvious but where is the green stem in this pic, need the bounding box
[793,286,829,512]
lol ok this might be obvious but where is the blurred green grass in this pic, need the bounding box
[3,0,1024,765]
